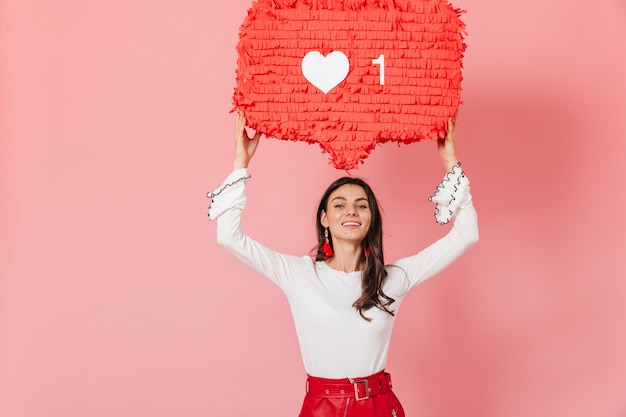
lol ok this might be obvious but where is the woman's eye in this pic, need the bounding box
[358,205,369,209]
[334,204,344,209]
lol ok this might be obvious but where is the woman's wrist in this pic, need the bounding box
[233,158,249,170]
[442,158,459,172]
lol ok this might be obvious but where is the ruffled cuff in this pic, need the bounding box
[207,168,250,220]
[429,163,467,225]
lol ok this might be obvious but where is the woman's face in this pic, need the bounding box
[320,184,372,245]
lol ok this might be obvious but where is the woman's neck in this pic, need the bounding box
[325,244,364,273]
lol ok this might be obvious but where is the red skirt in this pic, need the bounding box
[299,370,405,417]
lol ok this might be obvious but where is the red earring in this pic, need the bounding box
[321,228,333,259]
[364,246,371,257]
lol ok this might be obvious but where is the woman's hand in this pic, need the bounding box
[233,111,261,170]
[438,117,460,172]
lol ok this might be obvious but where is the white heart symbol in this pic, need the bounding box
[301,51,350,94]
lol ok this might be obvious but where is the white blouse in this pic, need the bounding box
[208,166,478,378]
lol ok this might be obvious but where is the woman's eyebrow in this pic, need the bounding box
[330,196,347,202]
[330,196,369,202]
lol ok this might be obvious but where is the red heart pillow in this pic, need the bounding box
[234,0,466,170]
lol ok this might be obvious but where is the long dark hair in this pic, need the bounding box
[314,177,395,321]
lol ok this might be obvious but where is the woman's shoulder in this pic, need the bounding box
[382,263,412,298]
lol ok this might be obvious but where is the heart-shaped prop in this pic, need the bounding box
[234,0,466,170]
[301,51,350,94]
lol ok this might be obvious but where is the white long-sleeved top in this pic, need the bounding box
[208,166,478,379]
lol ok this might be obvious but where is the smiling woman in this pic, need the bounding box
[319,181,374,266]
[315,178,393,322]
[207,112,479,417]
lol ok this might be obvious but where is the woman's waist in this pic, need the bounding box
[305,370,393,400]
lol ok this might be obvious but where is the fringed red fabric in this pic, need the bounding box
[233,0,467,170]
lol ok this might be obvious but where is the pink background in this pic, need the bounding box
[1,1,625,416]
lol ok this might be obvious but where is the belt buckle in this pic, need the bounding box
[353,379,369,401]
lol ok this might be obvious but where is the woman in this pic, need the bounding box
[207,113,479,417]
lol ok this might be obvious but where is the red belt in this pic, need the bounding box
[305,370,393,401]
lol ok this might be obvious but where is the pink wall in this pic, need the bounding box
[2,1,625,416]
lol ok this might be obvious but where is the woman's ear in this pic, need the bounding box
[320,210,329,228]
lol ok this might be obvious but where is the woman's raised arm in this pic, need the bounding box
[438,117,460,172]
[233,111,261,170]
